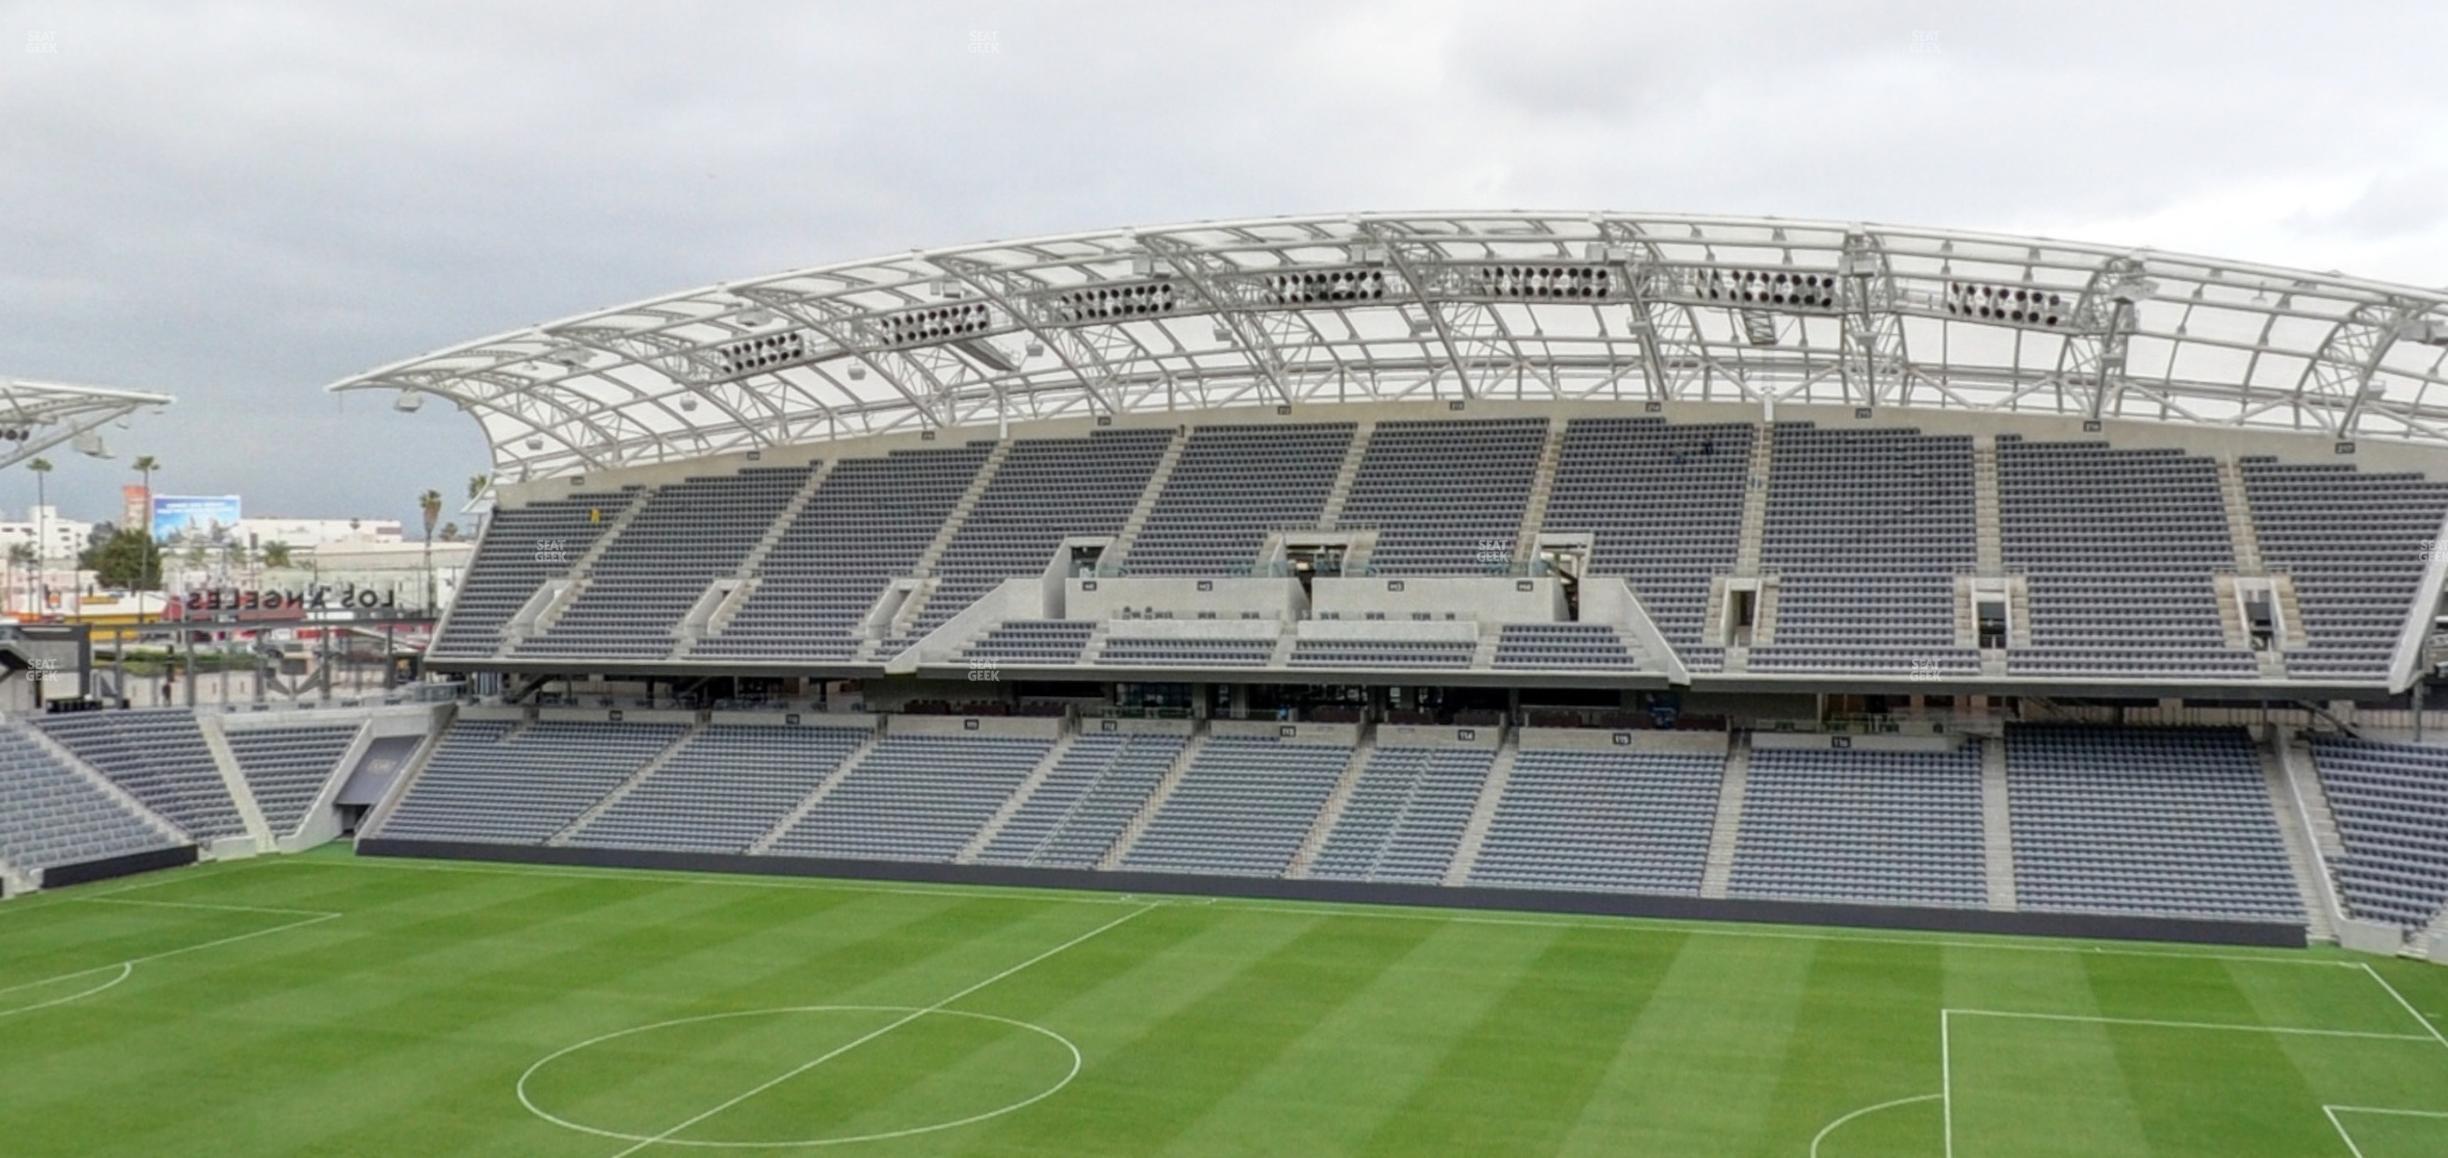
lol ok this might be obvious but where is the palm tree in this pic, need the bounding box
[262,541,292,569]
[419,488,443,612]
[28,457,51,612]
[129,455,161,621]
[467,474,490,541]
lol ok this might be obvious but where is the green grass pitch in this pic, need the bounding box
[5,849,2448,1157]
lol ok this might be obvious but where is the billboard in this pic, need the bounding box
[151,494,242,542]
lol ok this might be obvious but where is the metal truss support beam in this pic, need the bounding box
[1837,232,1907,410]
[1365,227,1537,400]
[1593,220,1735,402]
[734,286,974,430]
[1136,234,1300,406]
[2296,298,2426,437]
[2059,256,2152,421]
[931,256,1126,417]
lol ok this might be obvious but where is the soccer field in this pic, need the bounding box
[4,851,2447,1157]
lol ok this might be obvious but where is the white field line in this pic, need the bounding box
[603,903,1156,1158]
[2360,963,2448,1051]
[0,900,341,1020]
[1810,1092,1940,1158]
[2325,1104,2448,1158]
[1947,1007,2438,1043]
[1940,1010,1954,1158]
[1947,1005,2448,1158]
[288,856,2355,971]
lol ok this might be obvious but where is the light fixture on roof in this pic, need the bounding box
[848,365,868,380]
[1129,251,1157,277]
[393,391,424,413]
[73,431,109,459]
[1025,340,1046,359]
[931,277,962,299]
[524,436,544,451]
[2394,318,2448,347]
[546,347,595,368]
[1211,321,1232,342]
[738,309,774,327]
[679,398,700,412]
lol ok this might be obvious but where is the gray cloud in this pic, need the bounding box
[2,0,2444,526]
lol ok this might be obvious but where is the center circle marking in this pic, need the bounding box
[517,1005,1082,1148]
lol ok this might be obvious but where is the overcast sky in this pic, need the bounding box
[4,1,2445,529]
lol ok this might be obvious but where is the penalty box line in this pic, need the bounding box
[2325,1105,2448,1158]
[603,902,1159,1158]
[1943,1005,2448,1158]
[0,896,343,1013]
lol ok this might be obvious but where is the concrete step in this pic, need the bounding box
[1698,734,1751,899]
[1443,736,1520,886]
[1980,736,2018,910]
[958,732,1080,863]
[749,728,881,854]
[1287,734,1375,879]
[1100,730,1208,870]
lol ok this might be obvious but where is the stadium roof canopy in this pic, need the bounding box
[0,377,174,471]
[329,212,2448,480]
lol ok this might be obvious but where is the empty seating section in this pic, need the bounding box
[1999,440,2254,677]
[1119,737,1353,875]
[768,734,1051,862]
[1124,423,1354,575]
[1468,747,1724,894]
[36,709,246,839]
[904,429,1175,640]
[520,467,810,658]
[2005,725,2303,922]
[697,443,990,660]
[1098,637,1275,666]
[1544,417,1753,649]
[1339,418,1546,574]
[1752,425,1980,675]
[976,733,1188,867]
[224,724,359,836]
[567,725,869,854]
[1307,746,1491,884]
[1289,639,1474,668]
[0,724,180,873]
[433,489,636,658]
[2309,736,2448,928]
[1492,624,1640,670]
[1729,743,1987,907]
[379,720,683,844]
[2244,459,2448,678]
[962,620,1094,664]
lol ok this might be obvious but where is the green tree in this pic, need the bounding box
[87,529,161,590]
[261,541,293,569]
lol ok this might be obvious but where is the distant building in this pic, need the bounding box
[234,516,407,550]
[0,505,96,562]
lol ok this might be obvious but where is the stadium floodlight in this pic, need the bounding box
[325,212,2448,479]
[72,430,109,458]
[393,390,424,412]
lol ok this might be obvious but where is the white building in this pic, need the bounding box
[0,505,96,562]
[232,516,407,550]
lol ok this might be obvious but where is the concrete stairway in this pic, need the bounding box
[1442,737,1520,886]
[1973,435,2004,576]
[549,723,702,846]
[913,439,1011,578]
[748,728,881,854]
[1733,423,1774,575]
[2272,733,2348,941]
[196,715,274,850]
[2218,457,2266,574]
[1980,737,2018,910]
[736,460,836,580]
[1099,730,1208,870]
[1698,733,1752,899]
[1317,421,1375,530]
[1109,429,1186,566]
[1513,420,1567,566]
[957,731,1081,863]
[1286,731,1376,879]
